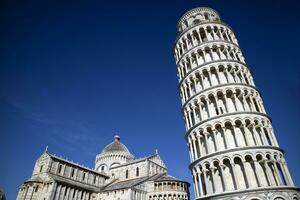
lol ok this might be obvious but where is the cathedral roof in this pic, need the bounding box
[155,173,186,183]
[45,152,109,178]
[101,135,133,156]
[102,173,190,191]
[49,174,101,192]
[25,176,44,183]
[102,177,149,191]
[148,173,190,185]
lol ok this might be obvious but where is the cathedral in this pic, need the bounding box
[16,6,300,200]
[16,135,190,200]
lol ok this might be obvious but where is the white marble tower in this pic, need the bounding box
[174,7,299,200]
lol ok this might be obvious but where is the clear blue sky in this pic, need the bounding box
[1,0,300,199]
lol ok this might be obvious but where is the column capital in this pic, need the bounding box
[192,76,198,81]
[209,166,216,171]
[203,131,209,136]
[186,79,192,84]
[219,164,226,169]
[191,103,197,108]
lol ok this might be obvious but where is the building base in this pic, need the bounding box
[197,186,300,200]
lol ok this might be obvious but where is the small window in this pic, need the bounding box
[125,170,129,179]
[93,175,96,184]
[58,164,62,174]
[71,168,75,177]
[35,186,39,192]
[39,165,43,172]
[101,166,105,171]
[82,172,86,181]
[136,167,139,177]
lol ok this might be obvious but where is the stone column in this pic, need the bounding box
[219,164,227,191]
[196,135,203,157]
[222,125,229,150]
[273,160,283,185]
[188,137,195,161]
[55,185,62,200]
[230,161,239,190]
[192,137,198,159]
[193,171,200,198]
[281,160,294,186]
[49,182,57,200]
[197,29,202,43]
[192,104,199,124]
[197,171,203,196]
[210,166,216,193]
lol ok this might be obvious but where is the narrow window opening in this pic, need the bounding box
[39,165,43,173]
[71,168,75,177]
[136,167,139,177]
[82,173,86,181]
[58,164,62,174]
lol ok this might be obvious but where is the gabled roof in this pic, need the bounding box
[48,174,101,192]
[102,173,190,192]
[148,154,166,168]
[45,152,109,178]
[25,176,44,184]
[155,174,185,182]
[149,173,190,185]
[101,177,149,191]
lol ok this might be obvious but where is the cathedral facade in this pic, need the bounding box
[174,7,300,200]
[16,136,190,200]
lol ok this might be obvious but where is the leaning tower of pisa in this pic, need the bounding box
[174,7,299,200]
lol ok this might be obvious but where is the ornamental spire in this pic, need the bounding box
[114,134,120,141]
[44,145,48,153]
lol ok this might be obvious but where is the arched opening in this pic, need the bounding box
[233,157,247,189]
[125,170,129,179]
[274,156,287,186]
[213,161,224,193]
[256,154,270,186]
[223,159,235,191]
[136,167,139,177]
[245,155,259,188]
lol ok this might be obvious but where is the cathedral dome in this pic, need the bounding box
[101,135,131,154]
[95,135,134,172]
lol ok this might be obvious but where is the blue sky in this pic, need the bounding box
[1,0,300,199]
